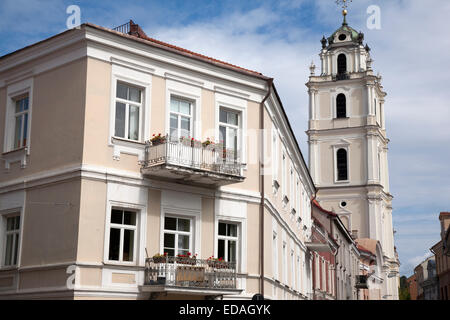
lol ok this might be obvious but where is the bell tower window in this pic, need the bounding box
[337,54,347,75]
[336,148,348,181]
[336,94,347,118]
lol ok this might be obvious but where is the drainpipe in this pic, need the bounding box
[259,78,273,297]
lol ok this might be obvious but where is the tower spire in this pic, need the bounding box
[336,0,352,26]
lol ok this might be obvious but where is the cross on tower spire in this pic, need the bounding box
[335,0,352,25]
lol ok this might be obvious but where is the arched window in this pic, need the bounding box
[337,54,347,75]
[336,148,348,181]
[336,94,347,118]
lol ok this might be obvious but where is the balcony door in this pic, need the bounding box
[169,97,195,166]
[219,108,240,162]
[170,97,193,141]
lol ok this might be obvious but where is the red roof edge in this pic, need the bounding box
[106,20,267,79]
[312,199,337,217]
[357,244,373,256]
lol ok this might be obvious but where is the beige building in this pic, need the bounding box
[0,21,316,299]
[305,13,399,299]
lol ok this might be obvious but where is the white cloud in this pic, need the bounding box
[145,1,450,277]
[1,0,447,277]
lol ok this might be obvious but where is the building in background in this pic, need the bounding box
[414,256,438,300]
[305,9,399,300]
[430,212,450,300]
[310,217,337,300]
[406,274,418,300]
[0,20,316,300]
[311,200,359,300]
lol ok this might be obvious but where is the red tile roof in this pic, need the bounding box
[440,212,450,220]
[89,20,269,80]
[312,199,337,217]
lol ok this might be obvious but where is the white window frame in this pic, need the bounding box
[12,95,30,151]
[272,127,279,185]
[333,143,350,184]
[163,215,193,258]
[219,107,241,160]
[4,79,33,153]
[113,82,144,142]
[169,95,194,140]
[296,176,301,227]
[334,51,350,75]
[289,166,294,213]
[282,151,288,202]
[315,253,320,289]
[106,207,139,265]
[297,249,301,292]
[273,231,278,280]
[330,88,352,119]
[1,213,21,268]
[215,92,247,166]
[166,79,201,142]
[109,62,151,161]
[3,78,33,169]
[217,221,239,264]
[282,241,287,284]
[291,248,295,290]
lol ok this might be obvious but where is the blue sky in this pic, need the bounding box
[1,0,449,276]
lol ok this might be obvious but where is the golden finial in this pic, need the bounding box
[336,0,352,25]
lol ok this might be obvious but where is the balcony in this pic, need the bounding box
[141,257,242,297]
[333,73,350,81]
[140,136,245,186]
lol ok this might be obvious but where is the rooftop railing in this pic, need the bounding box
[144,257,237,290]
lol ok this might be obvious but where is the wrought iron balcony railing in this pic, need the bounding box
[144,257,237,290]
[140,136,245,186]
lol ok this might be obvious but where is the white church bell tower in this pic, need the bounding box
[306,5,400,299]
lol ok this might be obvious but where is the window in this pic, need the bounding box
[108,209,137,263]
[290,167,294,208]
[283,242,287,283]
[272,128,279,182]
[12,96,29,150]
[217,222,238,263]
[114,82,142,141]
[296,178,300,217]
[163,216,191,257]
[336,94,347,118]
[170,96,193,140]
[337,54,347,75]
[273,232,278,279]
[297,254,301,292]
[3,215,20,267]
[219,108,240,161]
[282,153,287,198]
[291,249,295,289]
[336,148,348,181]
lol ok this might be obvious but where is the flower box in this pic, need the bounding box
[150,134,167,146]
[177,257,197,265]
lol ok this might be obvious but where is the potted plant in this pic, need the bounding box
[202,138,214,148]
[152,252,168,264]
[176,252,197,265]
[150,133,167,146]
[207,256,226,269]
